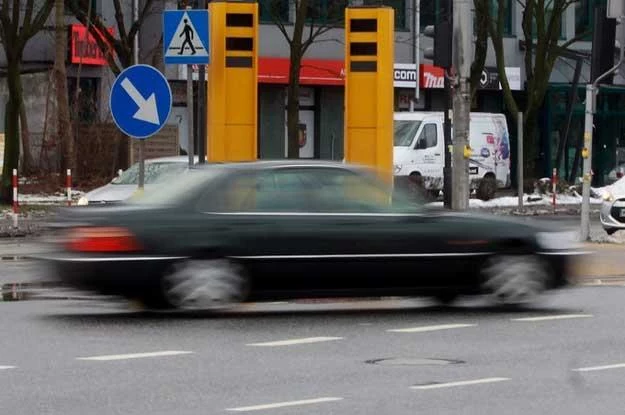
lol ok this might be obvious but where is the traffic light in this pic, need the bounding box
[423,0,453,68]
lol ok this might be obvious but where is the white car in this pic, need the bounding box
[77,156,201,206]
[599,176,625,235]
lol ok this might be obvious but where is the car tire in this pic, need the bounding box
[479,254,550,306]
[160,259,250,311]
[477,175,497,201]
[606,228,618,236]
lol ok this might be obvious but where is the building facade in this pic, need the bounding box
[1,0,623,184]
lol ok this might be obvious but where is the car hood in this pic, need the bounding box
[423,206,551,234]
[84,183,155,203]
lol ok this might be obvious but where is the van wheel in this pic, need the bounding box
[477,175,497,201]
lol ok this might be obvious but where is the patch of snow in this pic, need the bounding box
[18,191,85,205]
[427,193,602,208]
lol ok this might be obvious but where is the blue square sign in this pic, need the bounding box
[163,10,210,65]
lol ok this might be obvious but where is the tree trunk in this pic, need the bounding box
[523,106,539,178]
[1,63,22,203]
[19,100,35,175]
[286,48,302,159]
[55,0,75,177]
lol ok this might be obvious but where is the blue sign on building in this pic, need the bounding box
[109,64,173,139]
[163,10,210,65]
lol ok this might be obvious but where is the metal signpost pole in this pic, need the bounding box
[197,0,208,164]
[133,0,145,190]
[186,5,195,167]
[580,11,625,241]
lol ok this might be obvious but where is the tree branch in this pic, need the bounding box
[128,0,156,43]
[20,0,35,36]
[113,0,128,46]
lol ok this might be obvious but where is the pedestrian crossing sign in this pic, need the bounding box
[163,10,210,65]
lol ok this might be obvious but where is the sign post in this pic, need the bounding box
[163,8,210,166]
[109,64,173,192]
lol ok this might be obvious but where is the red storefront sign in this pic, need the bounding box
[69,24,115,66]
[420,64,445,89]
[258,57,345,86]
[258,58,448,90]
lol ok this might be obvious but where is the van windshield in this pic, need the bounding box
[394,120,421,147]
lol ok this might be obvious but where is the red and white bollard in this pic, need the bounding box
[552,168,557,210]
[66,169,72,206]
[11,168,18,228]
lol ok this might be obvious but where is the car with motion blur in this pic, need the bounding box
[77,156,201,206]
[38,160,584,311]
[599,176,625,235]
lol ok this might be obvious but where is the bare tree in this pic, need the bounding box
[263,0,346,158]
[0,0,53,203]
[487,0,587,177]
[66,0,157,170]
[55,0,74,175]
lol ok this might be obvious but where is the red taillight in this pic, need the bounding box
[617,171,624,179]
[65,227,142,253]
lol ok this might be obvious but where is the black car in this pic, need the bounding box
[38,160,584,310]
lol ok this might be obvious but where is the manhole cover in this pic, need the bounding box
[366,358,464,366]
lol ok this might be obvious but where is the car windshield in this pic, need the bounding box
[125,167,222,206]
[111,162,189,185]
[394,120,421,147]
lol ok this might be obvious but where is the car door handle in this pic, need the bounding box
[434,153,441,156]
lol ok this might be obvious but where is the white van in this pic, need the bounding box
[393,111,511,200]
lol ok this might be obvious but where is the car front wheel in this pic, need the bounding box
[480,254,550,306]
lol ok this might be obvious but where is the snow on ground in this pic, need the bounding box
[17,191,85,205]
[427,193,603,208]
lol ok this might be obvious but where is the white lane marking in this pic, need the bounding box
[226,397,343,412]
[387,323,477,333]
[76,350,193,361]
[411,377,510,390]
[511,314,593,322]
[246,337,343,347]
[572,363,625,372]
[0,366,16,370]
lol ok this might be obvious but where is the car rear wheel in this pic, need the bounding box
[480,254,549,306]
[161,259,250,310]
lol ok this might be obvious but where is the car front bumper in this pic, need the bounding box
[600,200,625,231]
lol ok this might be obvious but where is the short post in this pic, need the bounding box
[11,168,18,228]
[517,112,523,210]
[12,168,18,214]
[552,167,557,212]
[66,169,72,206]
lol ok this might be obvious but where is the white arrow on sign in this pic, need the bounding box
[120,77,160,125]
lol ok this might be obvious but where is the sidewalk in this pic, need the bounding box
[570,243,625,281]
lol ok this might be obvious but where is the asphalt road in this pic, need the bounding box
[1,287,625,414]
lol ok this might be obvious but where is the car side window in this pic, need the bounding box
[290,168,392,213]
[415,123,437,149]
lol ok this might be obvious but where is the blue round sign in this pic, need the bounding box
[109,64,173,139]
